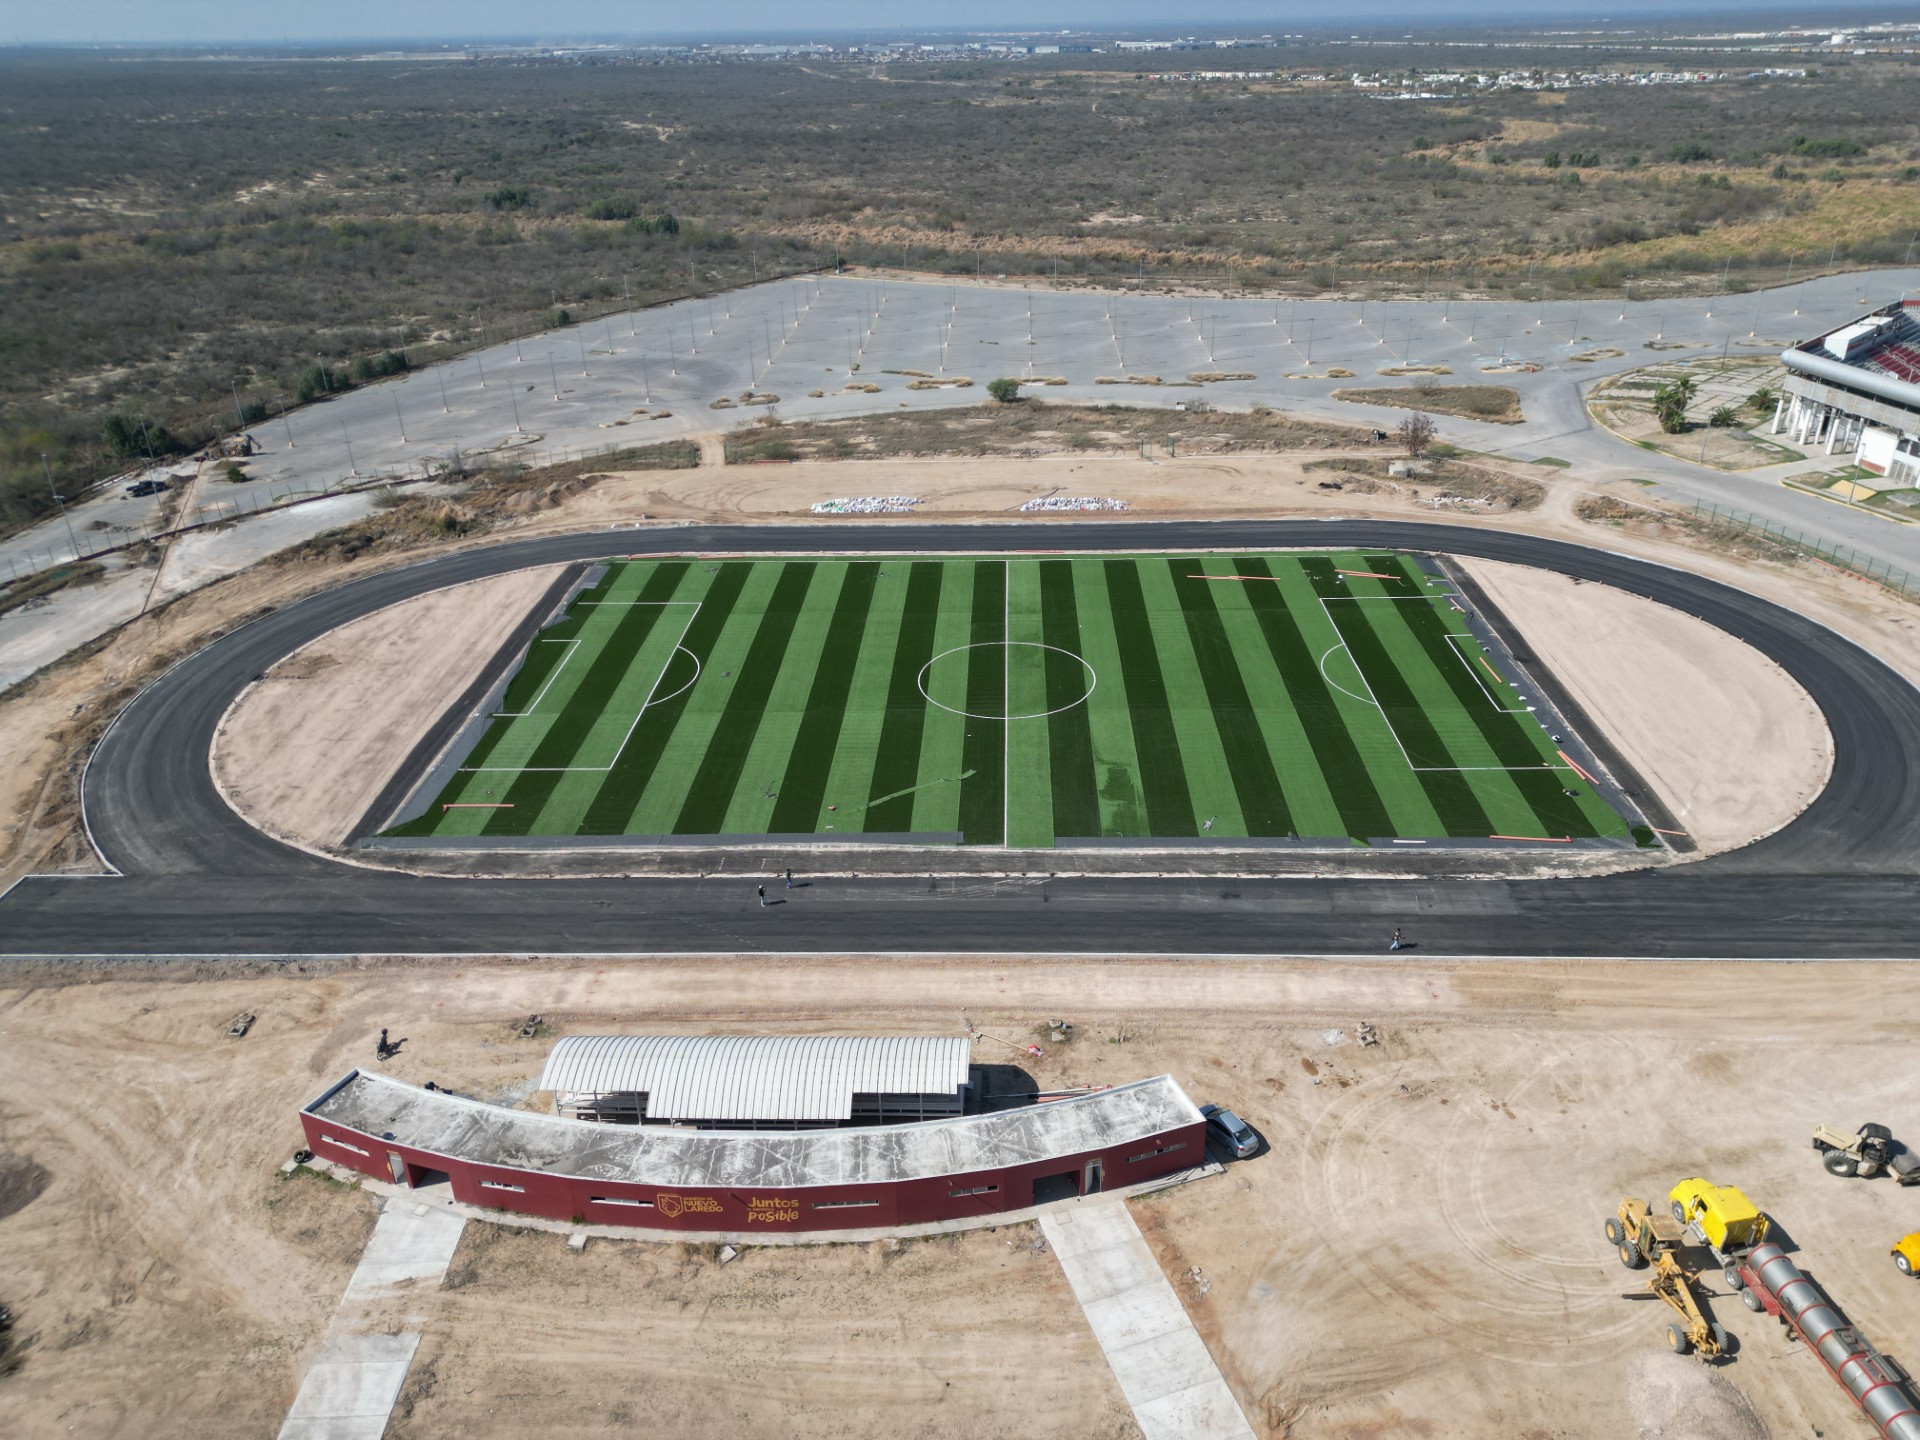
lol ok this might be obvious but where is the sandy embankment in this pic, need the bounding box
[212,565,564,849]
[1461,557,1832,853]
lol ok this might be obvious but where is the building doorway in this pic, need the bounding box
[1032,1170,1079,1206]
[386,1151,408,1185]
[1084,1159,1103,1195]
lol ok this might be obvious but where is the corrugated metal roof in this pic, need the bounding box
[307,1070,1202,1189]
[535,1035,973,1122]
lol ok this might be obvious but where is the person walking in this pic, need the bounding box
[757,885,766,908]
[784,868,793,890]
[1389,928,1405,952]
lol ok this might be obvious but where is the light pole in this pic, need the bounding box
[43,454,81,560]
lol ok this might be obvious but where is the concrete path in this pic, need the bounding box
[278,1193,466,1440]
[1040,1199,1255,1440]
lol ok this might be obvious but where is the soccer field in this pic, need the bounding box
[385,551,1634,848]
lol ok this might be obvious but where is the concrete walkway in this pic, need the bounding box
[1040,1199,1255,1440]
[278,1193,467,1440]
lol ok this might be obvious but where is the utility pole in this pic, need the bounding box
[43,454,81,560]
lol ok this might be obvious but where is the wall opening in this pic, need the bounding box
[1033,1170,1080,1207]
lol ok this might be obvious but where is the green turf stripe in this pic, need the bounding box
[904,563,977,836]
[863,561,948,832]
[572,562,755,833]
[1102,558,1197,837]
[1164,560,1293,836]
[1303,557,1493,836]
[957,560,1007,845]
[1070,560,1151,837]
[714,564,850,835]
[1004,559,1054,847]
[766,563,881,832]
[672,563,820,833]
[1039,560,1099,840]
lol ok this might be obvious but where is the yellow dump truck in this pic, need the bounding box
[1668,1178,1770,1254]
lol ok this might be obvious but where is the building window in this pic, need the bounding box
[590,1196,653,1208]
[479,1180,526,1194]
[321,1134,370,1157]
[948,1184,1000,1198]
[1128,1143,1187,1163]
[812,1198,880,1209]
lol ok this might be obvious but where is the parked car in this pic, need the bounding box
[125,478,169,497]
[1201,1103,1258,1159]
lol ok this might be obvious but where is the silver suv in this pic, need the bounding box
[1201,1104,1258,1159]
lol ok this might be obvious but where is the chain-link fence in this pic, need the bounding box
[1690,499,1920,603]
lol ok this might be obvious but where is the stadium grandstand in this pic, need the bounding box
[1779,300,1920,484]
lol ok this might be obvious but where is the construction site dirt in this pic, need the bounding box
[1,954,1916,1439]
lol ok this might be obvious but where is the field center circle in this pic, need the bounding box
[917,642,1096,720]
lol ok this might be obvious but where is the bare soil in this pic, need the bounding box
[3,955,1918,1439]
[212,566,564,849]
[721,400,1370,463]
[1330,384,1525,424]
[1460,557,1831,853]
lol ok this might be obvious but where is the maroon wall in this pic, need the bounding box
[300,1111,1207,1232]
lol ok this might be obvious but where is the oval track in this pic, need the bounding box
[5,521,1919,958]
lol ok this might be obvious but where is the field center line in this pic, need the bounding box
[493,638,579,718]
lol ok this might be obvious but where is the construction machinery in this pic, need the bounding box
[1606,1197,1727,1357]
[1669,1177,1770,1255]
[1726,1241,1920,1439]
[1814,1122,1920,1184]
[1895,1235,1920,1278]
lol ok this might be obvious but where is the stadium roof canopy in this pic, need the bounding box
[535,1034,973,1122]
[1783,300,1920,413]
[307,1069,1200,1188]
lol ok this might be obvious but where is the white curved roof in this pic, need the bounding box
[536,1034,973,1122]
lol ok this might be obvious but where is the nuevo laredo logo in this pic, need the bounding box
[745,1196,801,1225]
[655,1193,725,1219]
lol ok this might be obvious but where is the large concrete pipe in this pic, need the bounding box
[1747,1243,1920,1440]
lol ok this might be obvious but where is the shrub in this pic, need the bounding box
[1668,141,1716,164]
[986,377,1023,403]
[484,185,533,211]
[585,196,639,221]
[1652,377,1697,434]
[1788,135,1866,159]
[1708,405,1740,428]
[350,350,409,383]
[101,413,182,459]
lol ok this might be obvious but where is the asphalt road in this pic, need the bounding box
[5,520,1919,959]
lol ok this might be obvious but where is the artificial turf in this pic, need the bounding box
[385,551,1632,847]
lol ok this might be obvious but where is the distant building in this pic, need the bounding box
[1779,302,1920,484]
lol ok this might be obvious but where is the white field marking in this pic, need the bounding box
[1317,595,1573,776]
[918,642,1096,721]
[1443,633,1531,714]
[493,638,579,717]
[1004,561,1011,848]
[1317,643,1377,708]
[459,602,701,774]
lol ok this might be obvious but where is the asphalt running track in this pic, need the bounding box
[4,520,1918,960]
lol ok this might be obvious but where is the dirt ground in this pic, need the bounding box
[212,565,564,849]
[3,955,1919,1439]
[1459,557,1831,853]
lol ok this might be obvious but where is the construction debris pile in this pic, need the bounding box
[810,495,920,514]
[1018,496,1128,512]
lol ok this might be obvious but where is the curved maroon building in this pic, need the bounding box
[301,1069,1207,1232]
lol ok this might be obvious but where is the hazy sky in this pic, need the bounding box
[1,0,1895,45]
